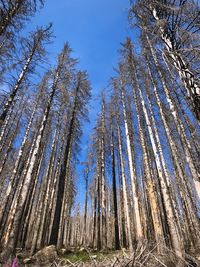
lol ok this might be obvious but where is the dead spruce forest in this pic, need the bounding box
[0,0,200,266]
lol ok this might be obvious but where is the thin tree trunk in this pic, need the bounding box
[83,166,89,246]
[117,123,133,250]
[100,100,107,249]
[119,79,143,242]
[111,122,120,250]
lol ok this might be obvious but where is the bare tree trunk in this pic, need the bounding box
[30,126,58,253]
[0,118,40,242]
[150,8,200,121]
[111,121,120,250]
[0,28,47,128]
[100,100,107,249]
[131,79,164,249]
[97,170,101,250]
[0,2,22,36]
[137,78,184,258]
[0,69,59,259]
[19,140,45,249]
[117,156,127,248]
[147,36,200,201]
[119,79,143,242]
[0,93,39,224]
[117,123,133,250]
[145,58,200,245]
[49,84,78,245]
[83,165,89,246]
[92,177,97,248]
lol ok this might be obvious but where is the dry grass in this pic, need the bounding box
[48,244,200,267]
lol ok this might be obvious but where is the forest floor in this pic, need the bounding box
[12,244,200,267]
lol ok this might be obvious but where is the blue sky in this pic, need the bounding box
[28,0,132,206]
[30,0,131,97]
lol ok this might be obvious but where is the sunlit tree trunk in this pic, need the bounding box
[0,27,50,128]
[0,66,60,258]
[150,8,200,121]
[117,122,133,250]
[145,58,200,245]
[0,89,41,226]
[100,99,107,249]
[147,36,200,201]
[137,77,184,257]
[119,77,143,242]
[131,79,164,249]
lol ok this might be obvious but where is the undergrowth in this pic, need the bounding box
[62,249,116,263]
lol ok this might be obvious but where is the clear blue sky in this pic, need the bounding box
[29,0,133,206]
[29,0,131,97]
